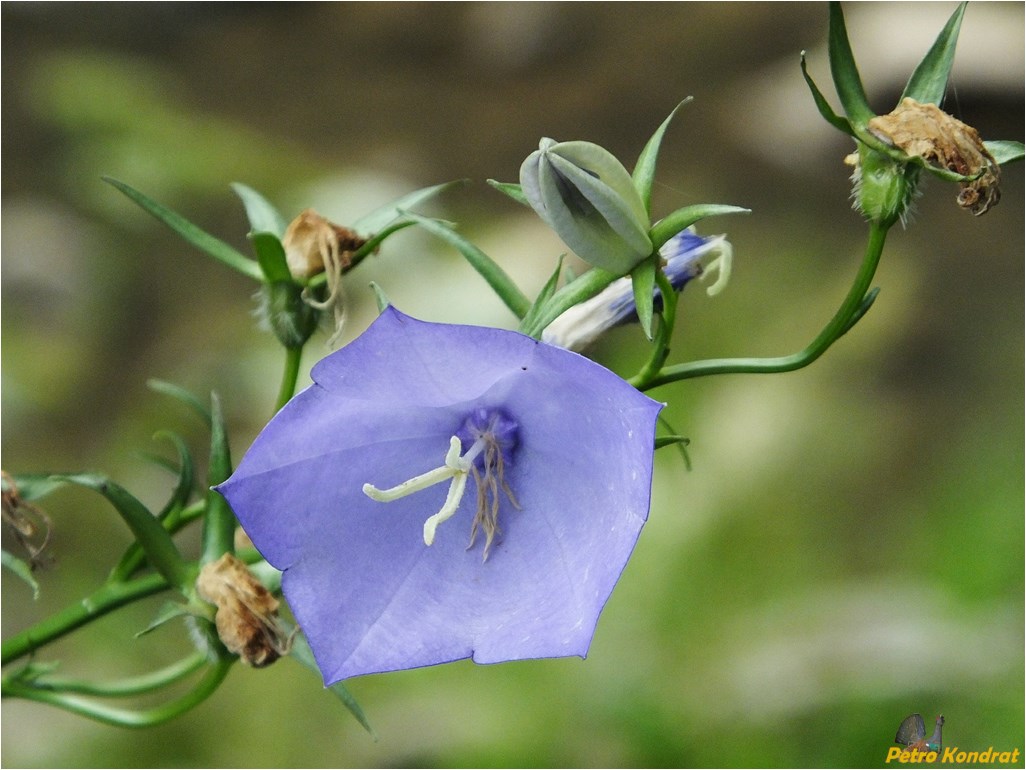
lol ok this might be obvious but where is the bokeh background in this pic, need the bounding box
[2,2,1022,767]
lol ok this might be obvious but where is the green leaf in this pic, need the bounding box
[2,473,67,502]
[147,379,212,427]
[231,182,288,240]
[486,180,530,207]
[110,431,195,583]
[2,550,41,599]
[352,180,465,235]
[249,231,292,283]
[406,214,532,319]
[630,256,657,340]
[519,255,565,334]
[58,474,193,593]
[135,601,196,638]
[986,140,1025,166]
[800,51,854,135]
[827,2,875,126]
[202,393,235,565]
[289,632,376,737]
[632,98,692,216]
[901,2,966,105]
[103,177,263,282]
[649,204,750,251]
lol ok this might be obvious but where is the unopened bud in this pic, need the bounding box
[520,138,653,274]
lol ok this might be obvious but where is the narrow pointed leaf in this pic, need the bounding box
[520,255,566,334]
[486,179,530,207]
[901,2,966,105]
[985,140,1025,166]
[231,182,288,240]
[135,601,195,638]
[290,632,376,736]
[58,474,192,592]
[828,2,875,125]
[800,51,854,135]
[147,379,212,427]
[110,431,195,583]
[630,256,657,340]
[2,550,41,599]
[633,98,693,215]
[352,180,465,235]
[202,393,235,564]
[102,177,263,282]
[405,213,532,319]
[649,204,749,251]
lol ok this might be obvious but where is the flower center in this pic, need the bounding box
[362,410,519,560]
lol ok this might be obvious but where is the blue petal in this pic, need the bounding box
[217,307,662,682]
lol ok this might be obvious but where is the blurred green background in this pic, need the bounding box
[2,3,1022,767]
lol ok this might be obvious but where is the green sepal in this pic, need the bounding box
[632,98,693,216]
[519,255,566,336]
[800,51,854,135]
[519,266,619,339]
[901,2,966,105]
[56,474,193,593]
[147,379,212,427]
[231,182,288,240]
[102,177,263,282]
[630,255,658,340]
[352,180,466,235]
[201,392,235,565]
[135,601,196,638]
[649,204,749,251]
[406,213,532,319]
[2,550,41,599]
[486,179,530,207]
[654,435,691,451]
[986,140,1025,166]
[250,231,291,284]
[827,2,875,127]
[289,631,376,737]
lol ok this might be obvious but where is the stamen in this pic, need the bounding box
[362,411,519,558]
[699,239,733,296]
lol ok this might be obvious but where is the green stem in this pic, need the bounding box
[1,573,169,667]
[275,345,303,413]
[634,221,889,389]
[2,657,234,728]
[12,653,207,697]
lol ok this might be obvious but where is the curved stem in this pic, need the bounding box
[633,222,889,389]
[12,652,207,698]
[2,657,234,728]
[1,573,169,667]
[275,345,303,413]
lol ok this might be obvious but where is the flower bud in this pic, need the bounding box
[262,279,320,350]
[542,229,731,351]
[520,138,653,275]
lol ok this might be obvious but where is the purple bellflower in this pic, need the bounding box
[216,307,662,683]
[543,229,732,351]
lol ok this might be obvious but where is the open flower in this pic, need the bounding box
[216,307,662,683]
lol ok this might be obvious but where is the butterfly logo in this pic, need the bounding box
[895,713,945,752]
